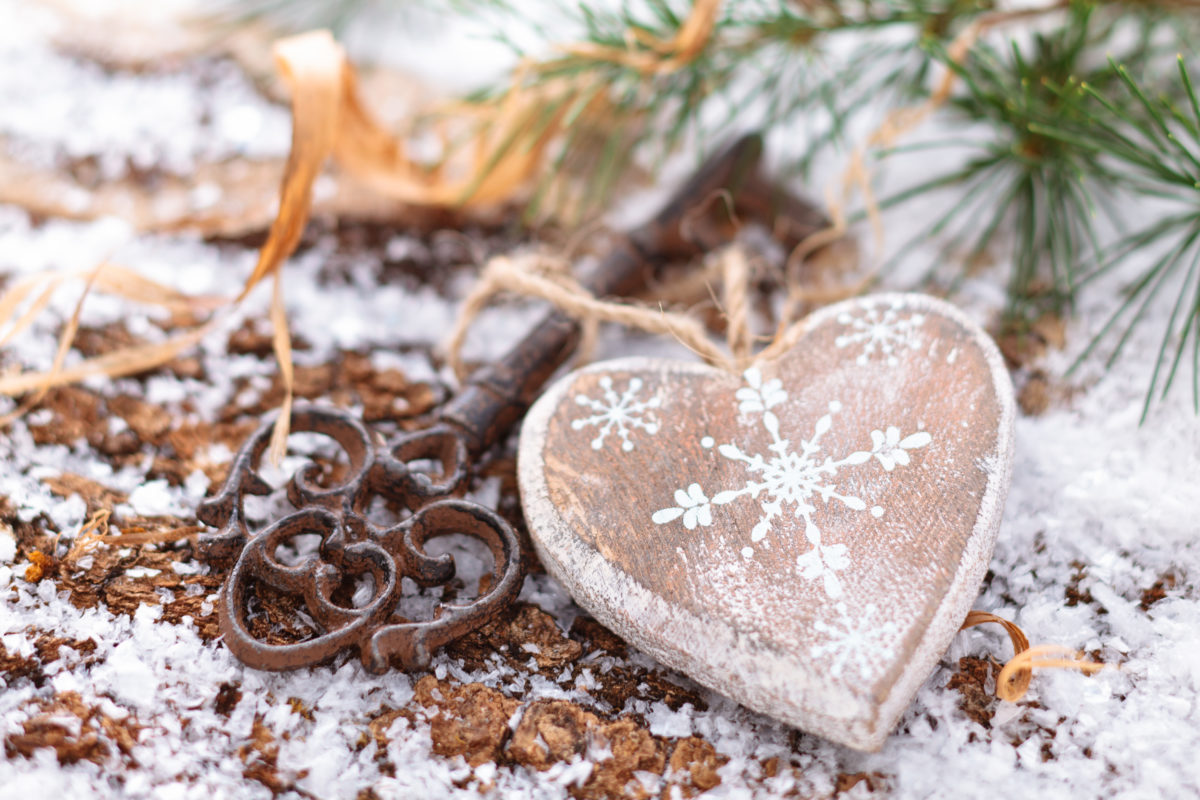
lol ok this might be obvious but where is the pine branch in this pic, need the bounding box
[879,3,1132,318]
[217,0,1200,414]
[1045,55,1200,416]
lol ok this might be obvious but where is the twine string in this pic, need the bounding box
[719,246,753,368]
[443,250,735,381]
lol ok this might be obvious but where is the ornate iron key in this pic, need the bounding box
[196,133,826,673]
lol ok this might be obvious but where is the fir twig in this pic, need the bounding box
[1050,55,1200,416]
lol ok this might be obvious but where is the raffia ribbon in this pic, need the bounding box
[0,27,569,461]
[960,611,1106,702]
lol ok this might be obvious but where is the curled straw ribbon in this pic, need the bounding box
[961,611,1106,702]
[444,243,1107,703]
[0,0,763,457]
[0,29,557,461]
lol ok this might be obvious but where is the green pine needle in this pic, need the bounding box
[1057,55,1200,417]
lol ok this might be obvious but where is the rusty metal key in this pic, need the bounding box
[196,133,826,674]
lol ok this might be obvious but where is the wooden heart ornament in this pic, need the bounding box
[518,293,1015,751]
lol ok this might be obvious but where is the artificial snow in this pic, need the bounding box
[0,1,1198,798]
[0,525,16,563]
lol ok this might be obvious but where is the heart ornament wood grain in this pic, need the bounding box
[518,293,1015,751]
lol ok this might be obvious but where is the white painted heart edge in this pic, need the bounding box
[517,293,1016,752]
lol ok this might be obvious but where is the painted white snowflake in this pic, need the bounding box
[571,376,662,452]
[796,534,851,599]
[835,300,926,366]
[651,367,931,597]
[811,602,900,680]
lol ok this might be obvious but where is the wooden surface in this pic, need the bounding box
[518,293,1016,751]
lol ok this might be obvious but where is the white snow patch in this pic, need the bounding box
[0,525,16,563]
[127,480,184,517]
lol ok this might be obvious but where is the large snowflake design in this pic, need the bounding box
[570,376,662,452]
[811,602,900,680]
[835,300,926,366]
[651,367,931,598]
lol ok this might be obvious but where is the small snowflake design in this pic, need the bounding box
[652,367,931,598]
[811,602,900,681]
[835,300,926,366]
[570,376,662,452]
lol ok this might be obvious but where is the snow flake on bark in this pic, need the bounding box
[652,367,931,597]
[811,602,900,680]
[571,376,662,452]
[835,300,926,366]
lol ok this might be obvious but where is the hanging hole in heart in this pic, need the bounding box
[272,532,323,567]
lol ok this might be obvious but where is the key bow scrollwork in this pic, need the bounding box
[196,406,523,673]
